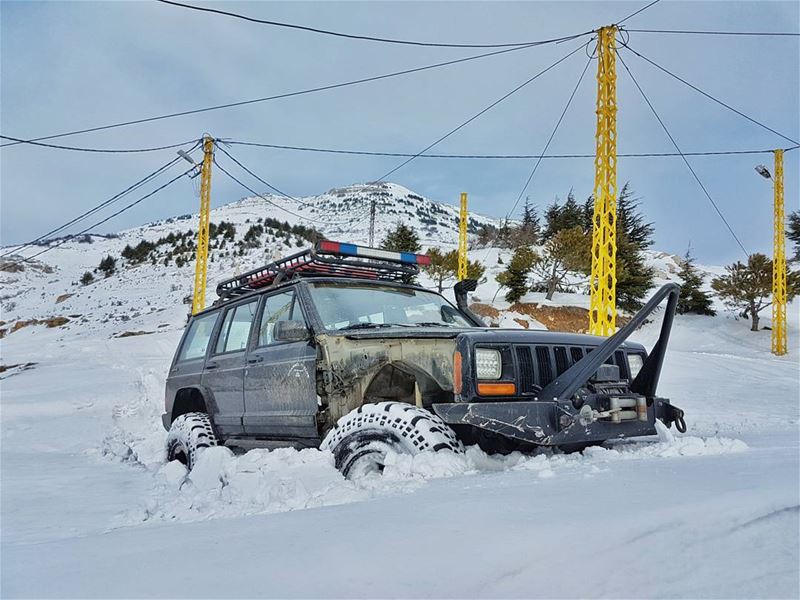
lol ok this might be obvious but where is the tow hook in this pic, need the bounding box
[663,404,687,433]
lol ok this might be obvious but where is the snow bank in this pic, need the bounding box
[121,434,747,527]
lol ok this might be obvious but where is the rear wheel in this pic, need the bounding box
[322,401,463,478]
[166,412,219,470]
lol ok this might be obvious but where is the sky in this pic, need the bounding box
[1,0,798,265]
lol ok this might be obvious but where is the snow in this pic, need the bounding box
[1,184,799,598]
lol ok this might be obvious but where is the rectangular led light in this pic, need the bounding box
[317,240,431,266]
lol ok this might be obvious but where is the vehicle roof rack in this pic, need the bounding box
[215,240,431,302]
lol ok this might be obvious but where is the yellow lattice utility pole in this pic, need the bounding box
[589,26,618,336]
[772,149,787,355]
[191,135,214,315]
[458,192,468,280]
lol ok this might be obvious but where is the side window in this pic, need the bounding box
[178,312,219,362]
[214,301,257,354]
[258,291,298,346]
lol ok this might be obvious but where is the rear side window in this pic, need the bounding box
[178,312,219,362]
[215,301,258,354]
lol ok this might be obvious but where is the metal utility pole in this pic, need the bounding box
[368,199,377,247]
[772,149,787,355]
[458,192,468,280]
[191,135,214,315]
[589,25,619,336]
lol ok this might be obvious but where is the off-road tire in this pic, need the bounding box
[321,401,464,478]
[166,412,218,470]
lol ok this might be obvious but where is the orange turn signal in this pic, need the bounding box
[477,382,516,396]
[453,351,462,394]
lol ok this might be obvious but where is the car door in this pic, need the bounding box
[168,309,220,419]
[243,289,318,438]
[201,299,258,436]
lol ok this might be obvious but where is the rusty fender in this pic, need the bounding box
[316,334,456,422]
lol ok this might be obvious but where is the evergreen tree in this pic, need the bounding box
[80,271,94,286]
[422,248,486,293]
[788,210,800,262]
[711,253,800,331]
[676,249,715,315]
[98,255,116,278]
[616,183,655,251]
[496,247,536,304]
[542,192,583,240]
[519,197,541,245]
[381,222,421,253]
[530,226,591,300]
[616,233,655,312]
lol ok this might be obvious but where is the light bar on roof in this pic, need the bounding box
[316,240,431,266]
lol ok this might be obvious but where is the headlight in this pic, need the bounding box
[475,348,502,380]
[628,353,644,379]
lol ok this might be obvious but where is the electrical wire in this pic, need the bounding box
[509,56,593,217]
[0,135,199,153]
[212,152,370,226]
[6,166,196,266]
[157,0,592,49]
[616,0,661,25]
[226,139,798,158]
[615,50,749,257]
[619,43,800,146]
[0,148,199,259]
[624,28,800,37]
[0,40,587,149]
[375,39,589,182]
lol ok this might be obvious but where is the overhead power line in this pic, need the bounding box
[0,149,198,260]
[6,166,195,266]
[227,140,798,159]
[213,147,370,226]
[157,0,592,49]
[375,39,589,182]
[625,28,800,37]
[616,50,749,258]
[616,0,661,25]
[0,41,578,149]
[620,43,800,146]
[0,135,199,153]
[510,56,593,216]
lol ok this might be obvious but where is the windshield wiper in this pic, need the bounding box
[341,322,394,330]
[408,322,456,328]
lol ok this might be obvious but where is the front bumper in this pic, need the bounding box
[432,398,681,446]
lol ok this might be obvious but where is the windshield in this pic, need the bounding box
[307,283,473,330]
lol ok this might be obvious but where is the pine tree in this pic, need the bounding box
[530,226,591,300]
[98,255,116,278]
[496,247,536,303]
[787,210,800,262]
[519,197,541,245]
[616,183,655,251]
[711,253,800,331]
[542,192,583,240]
[80,271,94,286]
[422,248,486,293]
[614,184,655,311]
[676,249,715,315]
[381,222,421,253]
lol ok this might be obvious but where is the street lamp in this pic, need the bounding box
[755,164,772,180]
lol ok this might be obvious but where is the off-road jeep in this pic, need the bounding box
[163,241,686,477]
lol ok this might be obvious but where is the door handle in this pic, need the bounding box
[247,356,264,364]
[205,362,219,370]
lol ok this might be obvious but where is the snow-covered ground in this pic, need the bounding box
[2,185,798,598]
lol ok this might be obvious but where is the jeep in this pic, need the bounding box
[163,241,686,477]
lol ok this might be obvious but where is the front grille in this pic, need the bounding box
[535,346,554,387]
[516,346,536,393]
[554,346,569,375]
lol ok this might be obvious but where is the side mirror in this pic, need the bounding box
[273,320,310,342]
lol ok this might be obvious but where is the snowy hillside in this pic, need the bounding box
[1,182,798,598]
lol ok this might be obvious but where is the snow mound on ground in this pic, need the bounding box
[120,435,747,527]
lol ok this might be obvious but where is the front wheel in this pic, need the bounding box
[166,412,219,470]
[321,402,464,478]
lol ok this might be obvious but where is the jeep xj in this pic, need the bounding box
[163,241,686,477]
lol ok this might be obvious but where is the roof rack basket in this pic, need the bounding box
[215,241,428,302]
